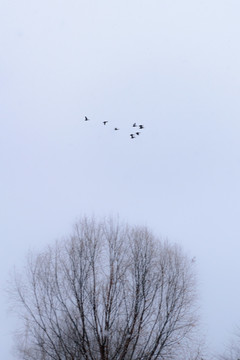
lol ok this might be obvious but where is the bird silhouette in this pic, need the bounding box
[81,117,146,141]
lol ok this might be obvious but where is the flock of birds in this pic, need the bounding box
[84,116,145,139]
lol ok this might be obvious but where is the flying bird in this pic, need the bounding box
[103,121,108,125]
[85,116,90,121]
[139,124,144,129]
[136,132,140,136]
[133,123,137,127]
[130,134,135,139]
[114,128,119,131]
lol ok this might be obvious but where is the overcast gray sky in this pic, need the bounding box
[1,0,240,358]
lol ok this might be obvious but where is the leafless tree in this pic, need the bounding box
[217,327,240,360]
[10,217,203,360]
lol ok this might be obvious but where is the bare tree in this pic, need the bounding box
[217,327,240,360]
[10,217,203,360]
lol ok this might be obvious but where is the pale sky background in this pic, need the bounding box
[1,0,240,358]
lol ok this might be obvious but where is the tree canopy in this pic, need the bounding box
[11,217,202,360]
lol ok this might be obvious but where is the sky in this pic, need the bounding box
[1,0,240,358]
